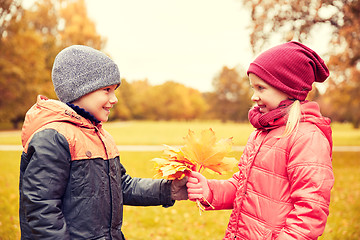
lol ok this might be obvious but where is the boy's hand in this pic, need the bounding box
[171,177,188,200]
[186,171,212,204]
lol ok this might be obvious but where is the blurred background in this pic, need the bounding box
[1,0,359,129]
[1,1,360,239]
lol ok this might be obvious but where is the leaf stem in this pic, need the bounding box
[198,165,204,173]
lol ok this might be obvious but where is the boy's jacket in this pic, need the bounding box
[20,95,173,240]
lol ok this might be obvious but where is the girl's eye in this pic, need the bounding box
[257,85,265,91]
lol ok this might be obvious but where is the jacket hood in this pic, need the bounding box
[300,101,332,149]
[21,95,97,147]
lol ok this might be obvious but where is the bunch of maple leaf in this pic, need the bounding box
[152,128,238,180]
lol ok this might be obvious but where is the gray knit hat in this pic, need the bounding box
[52,45,121,103]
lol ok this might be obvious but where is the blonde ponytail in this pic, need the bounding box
[279,100,301,138]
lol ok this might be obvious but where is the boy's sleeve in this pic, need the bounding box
[276,131,334,240]
[21,129,71,239]
[119,164,175,207]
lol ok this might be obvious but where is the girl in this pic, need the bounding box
[187,41,334,240]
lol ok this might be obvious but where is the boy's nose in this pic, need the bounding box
[110,94,118,104]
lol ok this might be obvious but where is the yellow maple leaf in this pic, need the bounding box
[152,157,192,180]
[181,129,237,174]
[152,129,237,180]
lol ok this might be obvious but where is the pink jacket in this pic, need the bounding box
[207,102,334,240]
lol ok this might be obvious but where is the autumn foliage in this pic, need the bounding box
[0,0,105,128]
[241,0,360,127]
[152,129,238,180]
[0,0,253,128]
[1,0,360,128]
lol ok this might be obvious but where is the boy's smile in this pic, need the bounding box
[71,84,119,123]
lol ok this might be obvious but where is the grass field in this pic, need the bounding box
[1,121,360,239]
[2,120,360,146]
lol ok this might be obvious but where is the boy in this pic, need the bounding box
[19,45,187,239]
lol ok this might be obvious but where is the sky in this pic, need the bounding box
[85,0,253,92]
[23,0,331,93]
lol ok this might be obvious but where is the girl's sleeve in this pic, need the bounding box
[276,130,334,240]
[205,173,238,210]
[21,129,71,239]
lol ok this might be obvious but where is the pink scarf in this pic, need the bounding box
[248,99,296,130]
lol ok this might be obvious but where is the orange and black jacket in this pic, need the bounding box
[19,96,174,240]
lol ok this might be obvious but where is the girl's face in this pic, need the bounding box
[249,73,289,113]
[72,84,119,122]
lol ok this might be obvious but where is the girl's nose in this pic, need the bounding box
[251,93,259,102]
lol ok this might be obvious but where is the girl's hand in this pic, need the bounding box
[186,171,212,204]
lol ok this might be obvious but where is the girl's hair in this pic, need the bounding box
[279,100,301,138]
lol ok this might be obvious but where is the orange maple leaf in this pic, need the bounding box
[152,129,237,180]
[181,129,237,174]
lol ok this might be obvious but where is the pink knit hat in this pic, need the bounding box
[247,41,329,101]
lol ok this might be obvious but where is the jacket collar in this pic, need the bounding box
[21,95,100,147]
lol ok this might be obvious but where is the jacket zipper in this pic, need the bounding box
[234,130,268,238]
[94,126,114,239]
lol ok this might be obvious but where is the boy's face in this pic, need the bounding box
[249,73,289,113]
[72,84,118,122]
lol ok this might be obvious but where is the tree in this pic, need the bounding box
[132,81,208,121]
[126,79,153,119]
[110,79,134,121]
[110,79,151,121]
[147,81,208,120]
[110,80,209,121]
[0,0,22,38]
[0,0,107,128]
[241,0,360,127]
[211,66,252,122]
[59,0,105,49]
[0,0,49,128]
